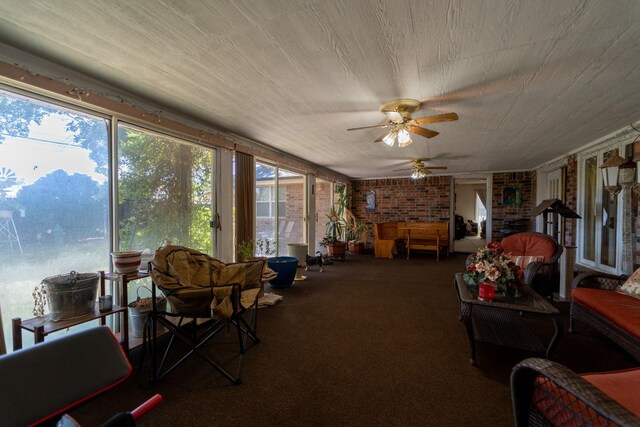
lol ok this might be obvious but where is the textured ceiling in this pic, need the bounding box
[0,0,639,179]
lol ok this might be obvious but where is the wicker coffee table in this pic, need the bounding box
[454,272,562,366]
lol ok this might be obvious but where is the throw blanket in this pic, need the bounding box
[151,245,265,320]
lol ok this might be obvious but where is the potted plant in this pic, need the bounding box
[237,238,278,262]
[320,208,347,258]
[346,221,369,254]
[237,239,255,262]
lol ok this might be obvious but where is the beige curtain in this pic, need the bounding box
[235,152,255,258]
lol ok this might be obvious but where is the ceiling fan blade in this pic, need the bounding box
[407,125,439,139]
[414,112,459,125]
[374,132,389,142]
[424,166,448,170]
[392,167,412,172]
[347,123,392,131]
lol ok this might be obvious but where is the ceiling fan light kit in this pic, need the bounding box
[397,129,412,147]
[346,99,458,148]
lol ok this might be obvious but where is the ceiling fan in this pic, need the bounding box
[393,159,448,179]
[347,99,458,147]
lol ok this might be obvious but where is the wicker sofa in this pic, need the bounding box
[569,271,640,362]
[511,358,640,426]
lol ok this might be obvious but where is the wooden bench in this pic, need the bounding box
[374,222,400,259]
[373,221,449,259]
[404,227,441,260]
[399,222,449,260]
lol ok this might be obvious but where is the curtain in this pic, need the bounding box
[235,152,255,258]
[476,189,487,209]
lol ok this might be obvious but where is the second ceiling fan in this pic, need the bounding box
[393,159,447,179]
[347,99,458,147]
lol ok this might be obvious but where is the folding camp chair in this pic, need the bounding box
[150,245,265,385]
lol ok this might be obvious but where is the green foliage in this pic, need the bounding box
[237,240,255,260]
[256,238,276,256]
[117,128,213,252]
[0,92,50,144]
[345,221,369,243]
[334,182,349,217]
[16,170,107,245]
[325,211,345,243]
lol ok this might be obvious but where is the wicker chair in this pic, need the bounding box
[501,232,563,296]
[511,358,640,426]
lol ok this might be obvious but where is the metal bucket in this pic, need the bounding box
[42,271,100,321]
[128,286,166,338]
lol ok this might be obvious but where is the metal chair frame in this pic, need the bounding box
[150,280,261,385]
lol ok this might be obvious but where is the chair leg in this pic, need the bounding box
[152,306,261,385]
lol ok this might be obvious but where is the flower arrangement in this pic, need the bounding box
[463,241,520,295]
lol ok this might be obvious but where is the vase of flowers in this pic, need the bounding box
[463,241,520,297]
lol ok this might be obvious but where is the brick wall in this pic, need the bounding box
[564,155,578,246]
[351,176,452,247]
[491,171,536,241]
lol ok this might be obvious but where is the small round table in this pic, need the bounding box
[287,243,308,281]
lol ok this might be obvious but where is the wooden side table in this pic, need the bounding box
[12,270,149,355]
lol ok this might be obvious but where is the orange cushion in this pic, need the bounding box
[533,377,610,425]
[501,233,556,259]
[582,368,640,416]
[572,288,640,338]
[533,368,640,424]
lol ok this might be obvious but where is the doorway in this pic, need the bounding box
[453,178,488,253]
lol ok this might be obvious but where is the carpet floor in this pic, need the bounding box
[66,252,635,427]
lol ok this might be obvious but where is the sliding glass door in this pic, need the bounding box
[315,178,333,253]
[277,168,305,255]
[255,161,307,256]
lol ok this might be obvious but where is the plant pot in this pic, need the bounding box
[267,256,298,288]
[348,241,365,253]
[327,241,347,258]
[42,271,100,321]
[111,251,143,275]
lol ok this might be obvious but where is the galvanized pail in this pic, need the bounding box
[42,271,100,321]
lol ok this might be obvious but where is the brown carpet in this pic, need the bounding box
[66,253,635,426]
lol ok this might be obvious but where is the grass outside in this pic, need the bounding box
[0,241,116,352]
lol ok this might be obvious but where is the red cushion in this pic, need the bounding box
[582,368,640,416]
[501,233,556,259]
[572,288,640,338]
[533,368,640,423]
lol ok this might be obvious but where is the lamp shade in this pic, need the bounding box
[382,131,396,146]
[397,129,412,147]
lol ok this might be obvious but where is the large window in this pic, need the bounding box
[0,88,110,348]
[315,178,333,253]
[256,186,285,218]
[277,168,304,255]
[117,124,215,256]
[0,87,220,352]
[579,148,620,272]
[255,162,306,255]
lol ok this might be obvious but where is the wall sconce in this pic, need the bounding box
[600,149,625,196]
